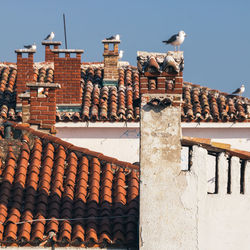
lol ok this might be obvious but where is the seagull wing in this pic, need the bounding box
[232,87,240,94]
[44,33,51,40]
[163,34,178,44]
[24,45,32,49]
[106,35,115,40]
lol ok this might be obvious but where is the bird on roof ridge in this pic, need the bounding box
[44,32,55,41]
[162,30,187,51]
[24,43,36,50]
[231,84,245,96]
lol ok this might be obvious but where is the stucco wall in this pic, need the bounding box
[56,123,250,163]
[187,146,250,250]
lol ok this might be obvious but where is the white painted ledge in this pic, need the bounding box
[56,122,250,129]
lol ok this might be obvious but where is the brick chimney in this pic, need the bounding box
[19,82,60,134]
[102,38,120,86]
[138,51,191,249]
[15,49,36,102]
[52,49,83,104]
[41,41,62,62]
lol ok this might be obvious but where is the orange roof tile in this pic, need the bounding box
[0,122,139,247]
[0,64,249,123]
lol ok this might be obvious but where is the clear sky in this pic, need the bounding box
[0,0,250,97]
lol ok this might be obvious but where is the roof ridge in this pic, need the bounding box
[184,81,249,101]
[7,121,139,171]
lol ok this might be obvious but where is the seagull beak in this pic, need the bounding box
[185,34,187,37]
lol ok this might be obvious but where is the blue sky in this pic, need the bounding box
[0,0,250,97]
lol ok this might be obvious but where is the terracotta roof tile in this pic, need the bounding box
[0,122,139,247]
[0,63,249,123]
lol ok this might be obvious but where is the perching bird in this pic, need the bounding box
[162,30,187,51]
[106,34,120,41]
[119,50,124,59]
[24,43,36,50]
[115,34,120,41]
[44,32,55,41]
[231,84,245,96]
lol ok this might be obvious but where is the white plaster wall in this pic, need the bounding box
[56,127,140,163]
[183,127,250,151]
[190,147,250,250]
[56,124,249,163]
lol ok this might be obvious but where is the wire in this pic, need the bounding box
[5,214,138,225]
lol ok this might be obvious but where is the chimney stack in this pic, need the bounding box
[15,49,36,102]
[138,51,191,249]
[102,38,120,86]
[19,82,60,134]
[42,41,62,62]
[52,49,83,105]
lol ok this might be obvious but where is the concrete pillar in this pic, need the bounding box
[218,153,229,195]
[231,156,241,195]
[140,93,198,249]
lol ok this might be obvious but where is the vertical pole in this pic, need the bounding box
[63,13,68,49]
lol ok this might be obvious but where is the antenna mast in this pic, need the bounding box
[63,13,68,49]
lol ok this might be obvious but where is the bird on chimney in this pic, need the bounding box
[119,50,124,59]
[231,84,245,96]
[162,30,187,51]
[106,34,120,41]
[24,43,36,50]
[44,32,55,41]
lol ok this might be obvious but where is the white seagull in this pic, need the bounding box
[115,34,120,41]
[24,43,36,50]
[119,50,124,59]
[44,32,55,41]
[106,34,120,41]
[232,84,245,96]
[162,30,187,51]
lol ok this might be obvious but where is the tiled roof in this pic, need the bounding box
[0,122,139,247]
[0,64,249,123]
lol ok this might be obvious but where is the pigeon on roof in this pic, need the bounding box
[24,43,36,50]
[162,30,187,51]
[119,50,124,59]
[44,32,55,41]
[231,84,245,96]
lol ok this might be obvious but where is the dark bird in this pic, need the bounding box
[162,30,187,51]
[231,84,245,96]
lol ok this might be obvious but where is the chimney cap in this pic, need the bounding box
[15,49,36,53]
[102,39,120,44]
[42,41,62,46]
[26,82,61,89]
[51,49,84,54]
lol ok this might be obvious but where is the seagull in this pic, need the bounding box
[119,50,124,59]
[44,32,55,41]
[106,35,115,40]
[232,84,245,96]
[106,34,120,41]
[162,30,187,51]
[115,34,120,41]
[24,43,36,50]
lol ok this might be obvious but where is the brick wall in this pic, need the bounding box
[53,51,83,104]
[28,83,60,132]
[16,51,35,102]
[42,41,62,62]
[103,41,120,82]
[139,72,183,107]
